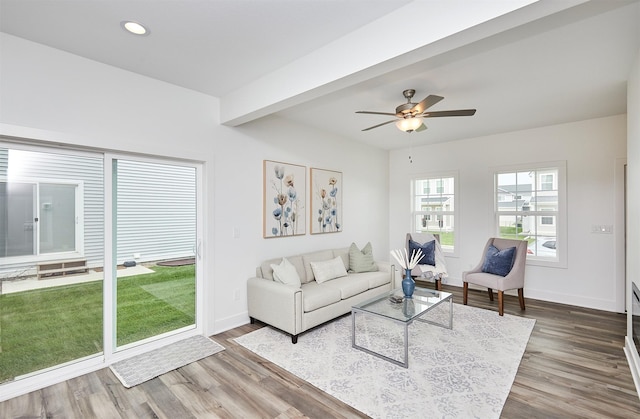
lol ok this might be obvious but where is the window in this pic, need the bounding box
[541,216,554,225]
[412,173,457,253]
[540,173,554,191]
[493,162,566,266]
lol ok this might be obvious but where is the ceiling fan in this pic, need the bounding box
[356,89,476,133]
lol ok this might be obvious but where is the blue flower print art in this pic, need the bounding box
[263,160,306,238]
[311,168,342,234]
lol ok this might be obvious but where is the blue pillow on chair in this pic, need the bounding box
[408,239,436,266]
[481,245,516,277]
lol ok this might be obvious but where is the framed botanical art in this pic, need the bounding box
[310,168,342,234]
[263,160,306,238]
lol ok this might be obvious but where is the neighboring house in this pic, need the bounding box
[497,168,558,238]
[415,177,454,232]
[0,148,196,278]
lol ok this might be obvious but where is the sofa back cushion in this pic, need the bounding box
[333,247,350,271]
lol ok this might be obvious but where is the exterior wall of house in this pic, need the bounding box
[0,148,104,277]
[0,149,197,277]
[389,114,627,313]
[115,159,197,265]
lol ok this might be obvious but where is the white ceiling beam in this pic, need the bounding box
[219,0,587,126]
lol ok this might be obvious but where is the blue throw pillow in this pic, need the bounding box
[408,239,436,266]
[481,245,516,277]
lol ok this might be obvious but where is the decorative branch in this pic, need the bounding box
[390,248,423,270]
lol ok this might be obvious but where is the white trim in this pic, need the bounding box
[615,158,627,313]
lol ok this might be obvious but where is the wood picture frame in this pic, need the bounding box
[263,160,306,238]
[310,168,342,234]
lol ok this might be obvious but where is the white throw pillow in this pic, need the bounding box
[270,257,302,288]
[310,256,348,284]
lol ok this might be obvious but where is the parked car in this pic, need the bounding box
[527,237,556,257]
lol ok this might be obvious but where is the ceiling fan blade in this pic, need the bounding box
[415,123,427,132]
[361,119,396,131]
[422,109,476,118]
[412,95,444,114]
[356,110,397,116]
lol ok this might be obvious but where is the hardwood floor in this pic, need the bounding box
[2,284,640,418]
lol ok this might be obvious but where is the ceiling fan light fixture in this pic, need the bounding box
[396,116,423,132]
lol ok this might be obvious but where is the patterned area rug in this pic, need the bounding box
[235,303,535,418]
[110,335,224,388]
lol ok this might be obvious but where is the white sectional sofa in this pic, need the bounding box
[247,245,396,343]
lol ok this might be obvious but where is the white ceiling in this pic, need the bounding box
[1,0,639,150]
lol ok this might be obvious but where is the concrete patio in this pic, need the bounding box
[1,264,155,294]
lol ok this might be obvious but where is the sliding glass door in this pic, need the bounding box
[0,143,202,389]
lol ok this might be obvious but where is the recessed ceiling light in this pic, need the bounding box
[121,21,150,36]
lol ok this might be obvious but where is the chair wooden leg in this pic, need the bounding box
[436,279,442,291]
[463,282,468,305]
[487,288,494,301]
[498,290,504,316]
[518,288,525,310]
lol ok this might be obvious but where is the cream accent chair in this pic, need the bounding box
[405,232,448,291]
[462,237,527,316]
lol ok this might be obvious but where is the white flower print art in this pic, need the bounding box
[310,168,342,234]
[263,160,306,238]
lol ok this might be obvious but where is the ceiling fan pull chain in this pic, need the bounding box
[409,136,414,163]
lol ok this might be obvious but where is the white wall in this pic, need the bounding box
[0,33,390,338]
[389,114,627,312]
[211,115,389,331]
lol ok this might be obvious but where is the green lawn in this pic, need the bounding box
[0,265,195,383]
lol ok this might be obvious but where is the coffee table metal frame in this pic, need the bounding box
[351,287,453,368]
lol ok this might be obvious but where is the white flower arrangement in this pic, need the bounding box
[390,248,423,270]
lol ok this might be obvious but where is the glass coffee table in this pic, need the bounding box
[351,287,453,368]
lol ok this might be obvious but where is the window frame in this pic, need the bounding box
[491,161,567,268]
[411,171,459,256]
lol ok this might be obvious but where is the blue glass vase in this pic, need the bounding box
[402,268,415,298]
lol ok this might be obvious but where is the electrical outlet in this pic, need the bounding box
[234,289,241,301]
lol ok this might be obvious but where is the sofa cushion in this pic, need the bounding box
[324,275,370,299]
[270,257,301,288]
[349,242,378,273]
[301,282,341,312]
[408,239,436,266]
[302,250,335,283]
[482,245,516,277]
[350,270,390,289]
[260,255,305,282]
[310,256,348,283]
